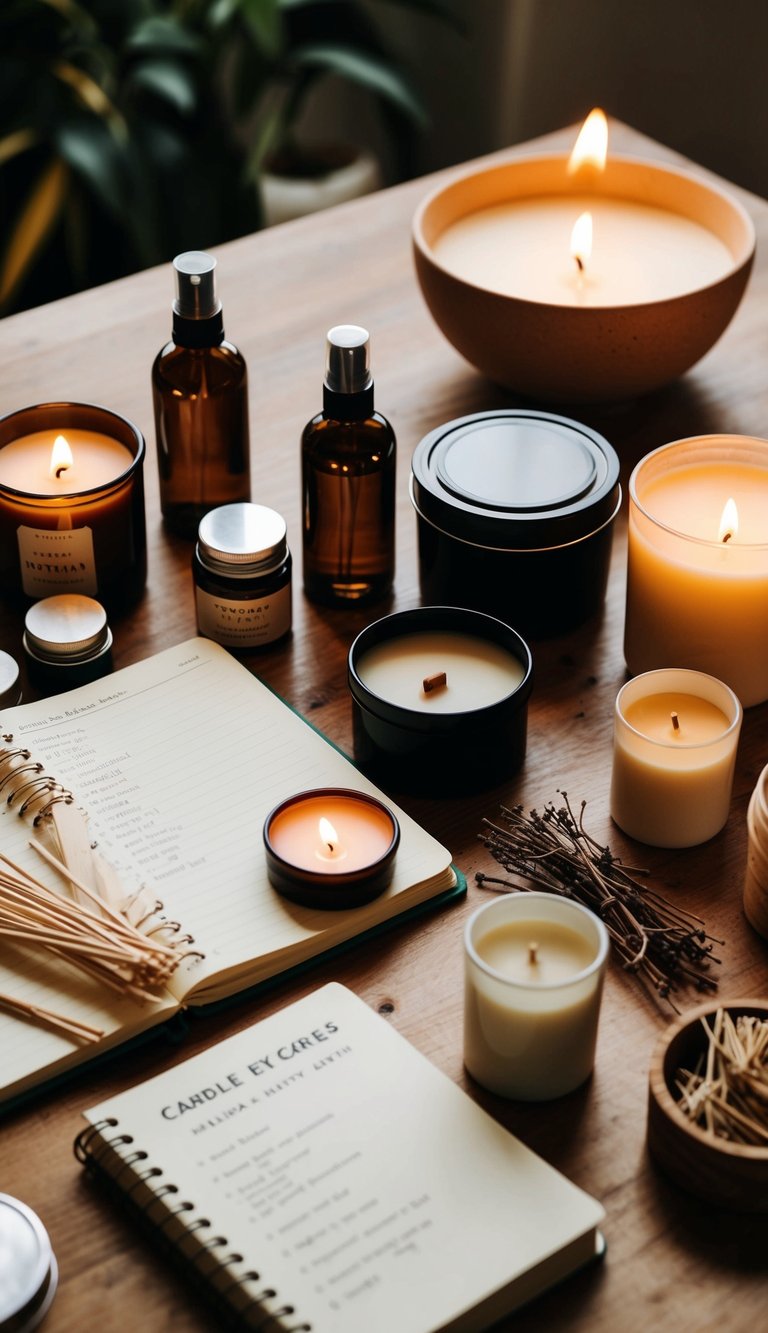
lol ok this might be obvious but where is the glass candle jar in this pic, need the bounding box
[0,401,146,611]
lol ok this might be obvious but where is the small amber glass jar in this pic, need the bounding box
[193,503,292,651]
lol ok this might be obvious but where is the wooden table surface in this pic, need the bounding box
[1,122,767,1332]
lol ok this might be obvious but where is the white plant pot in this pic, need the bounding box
[260,148,382,226]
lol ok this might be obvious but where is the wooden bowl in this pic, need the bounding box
[413,155,755,404]
[647,999,768,1211]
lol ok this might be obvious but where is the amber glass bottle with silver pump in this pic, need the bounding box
[152,251,250,538]
[302,325,395,605]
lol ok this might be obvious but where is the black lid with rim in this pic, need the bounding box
[411,410,620,551]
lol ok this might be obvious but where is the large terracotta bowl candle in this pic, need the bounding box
[413,112,754,403]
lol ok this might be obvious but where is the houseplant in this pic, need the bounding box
[0,0,457,314]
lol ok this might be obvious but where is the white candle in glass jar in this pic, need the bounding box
[354,630,524,714]
[610,669,742,848]
[464,894,609,1101]
[624,435,768,707]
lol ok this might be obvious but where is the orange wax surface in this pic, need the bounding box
[267,795,395,874]
[623,692,729,745]
[0,430,133,495]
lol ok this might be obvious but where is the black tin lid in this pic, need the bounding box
[411,410,620,551]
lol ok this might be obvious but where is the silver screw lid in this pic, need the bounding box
[24,595,111,664]
[173,251,220,320]
[325,325,372,394]
[0,1194,58,1332]
[0,650,21,708]
[197,503,288,577]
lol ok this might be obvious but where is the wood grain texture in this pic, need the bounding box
[1,122,767,1331]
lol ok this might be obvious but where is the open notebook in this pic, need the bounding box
[0,639,456,1106]
[77,983,605,1332]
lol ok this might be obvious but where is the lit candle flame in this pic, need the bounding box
[567,108,608,175]
[718,497,739,544]
[318,817,338,855]
[570,211,593,274]
[49,434,73,480]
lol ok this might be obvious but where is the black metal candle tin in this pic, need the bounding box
[348,606,533,794]
[410,410,621,638]
[263,788,400,910]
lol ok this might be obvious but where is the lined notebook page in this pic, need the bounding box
[83,984,604,1333]
[1,639,451,1017]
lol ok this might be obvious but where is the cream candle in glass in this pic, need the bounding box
[464,893,609,1101]
[624,435,768,707]
[610,669,742,848]
[0,402,147,609]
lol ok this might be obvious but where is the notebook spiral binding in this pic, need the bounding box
[74,1120,312,1332]
[0,740,74,824]
[0,736,202,966]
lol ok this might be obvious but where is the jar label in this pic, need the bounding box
[195,584,291,648]
[17,525,97,597]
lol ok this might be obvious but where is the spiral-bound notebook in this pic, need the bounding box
[76,983,605,1333]
[0,639,457,1107]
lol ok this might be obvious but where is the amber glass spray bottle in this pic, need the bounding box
[152,251,250,537]
[302,325,395,605]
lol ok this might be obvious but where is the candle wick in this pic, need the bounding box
[54,466,68,479]
[423,671,447,695]
[574,255,585,274]
[528,942,539,965]
[722,531,732,544]
[326,842,334,854]
[671,712,680,732]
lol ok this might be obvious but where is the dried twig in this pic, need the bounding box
[477,793,722,1011]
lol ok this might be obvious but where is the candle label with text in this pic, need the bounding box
[195,585,291,648]
[17,525,97,597]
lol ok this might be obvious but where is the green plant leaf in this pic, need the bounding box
[291,42,426,123]
[126,17,203,55]
[127,59,197,115]
[0,157,68,309]
[238,0,283,57]
[55,119,130,218]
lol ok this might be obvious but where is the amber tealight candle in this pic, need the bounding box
[263,788,400,909]
[464,893,609,1101]
[610,669,742,848]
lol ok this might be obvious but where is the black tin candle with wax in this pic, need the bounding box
[410,410,620,638]
[349,606,533,795]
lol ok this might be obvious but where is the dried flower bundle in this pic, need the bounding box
[477,794,721,1010]
[675,1009,768,1146]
